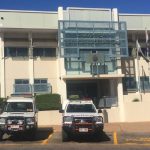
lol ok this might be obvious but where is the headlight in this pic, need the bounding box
[7,120,12,124]
[0,117,6,124]
[63,116,73,123]
[94,116,103,123]
[26,117,35,125]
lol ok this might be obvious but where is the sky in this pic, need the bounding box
[0,0,150,14]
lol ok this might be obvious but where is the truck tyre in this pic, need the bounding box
[26,128,37,140]
[0,131,3,141]
[30,128,37,140]
[62,129,69,142]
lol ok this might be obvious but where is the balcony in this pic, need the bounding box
[13,83,51,94]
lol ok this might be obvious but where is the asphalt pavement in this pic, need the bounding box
[0,122,150,149]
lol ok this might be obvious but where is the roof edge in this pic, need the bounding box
[119,13,150,16]
[0,9,58,14]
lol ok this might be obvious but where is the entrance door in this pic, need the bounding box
[67,81,97,100]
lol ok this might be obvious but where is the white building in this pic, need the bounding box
[0,7,150,122]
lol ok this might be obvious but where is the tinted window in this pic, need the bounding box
[33,48,56,57]
[5,102,33,112]
[15,79,29,84]
[5,47,28,57]
[66,104,96,113]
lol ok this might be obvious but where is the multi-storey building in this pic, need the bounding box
[0,7,150,122]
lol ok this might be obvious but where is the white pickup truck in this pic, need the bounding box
[0,95,38,140]
[60,100,104,141]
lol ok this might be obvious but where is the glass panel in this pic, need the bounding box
[140,77,150,91]
[59,21,128,58]
[4,47,28,57]
[123,77,137,91]
[15,79,29,84]
[41,79,47,84]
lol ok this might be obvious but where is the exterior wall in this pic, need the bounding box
[103,108,120,123]
[34,58,58,93]
[119,14,150,30]
[38,110,62,126]
[0,10,58,29]
[5,58,29,96]
[4,57,59,96]
[63,8,112,21]
[58,7,67,103]
[139,58,150,76]
[0,33,5,98]
[124,101,150,122]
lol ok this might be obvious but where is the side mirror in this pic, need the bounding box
[59,109,64,113]
[98,109,102,113]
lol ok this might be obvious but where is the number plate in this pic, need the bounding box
[79,128,88,132]
[10,125,19,129]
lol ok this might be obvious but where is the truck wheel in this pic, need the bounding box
[62,130,69,142]
[30,129,37,140]
[27,128,37,140]
[0,132,3,141]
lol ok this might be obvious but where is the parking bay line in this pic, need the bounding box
[113,131,118,145]
[41,133,53,145]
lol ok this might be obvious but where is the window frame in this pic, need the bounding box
[33,48,56,57]
[4,47,29,57]
[123,77,137,92]
[15,79,29,84]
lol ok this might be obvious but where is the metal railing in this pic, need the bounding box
[33,83,51,93]
[13,83,51,94]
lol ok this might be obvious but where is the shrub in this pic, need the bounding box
[69,95,80,100]
[0,98,5,109]
[35,94,61,111]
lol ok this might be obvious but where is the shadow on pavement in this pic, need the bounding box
[69,131,111,143]
[4,127,53,142]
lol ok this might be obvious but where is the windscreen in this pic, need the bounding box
[4,102,33,112]
[66,104,96,113]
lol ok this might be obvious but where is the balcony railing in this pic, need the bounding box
[13,83,51,94]
[33,83,51,93]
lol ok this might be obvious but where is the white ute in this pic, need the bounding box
[0,94,38,140]
[60,100,104,141]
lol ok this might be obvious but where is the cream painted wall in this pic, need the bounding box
[5,58,29,96]
[124,101,150,122]
[139,57,150,76]
[102,107,120,123]
[124,92,150,102]
[34,57,58,93]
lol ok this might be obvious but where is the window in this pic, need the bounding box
[15,79,29,84]
[123,77,137,91]
[33,79,51,93]
[5,102,33,112]
[140,77,150,91]
[4,47,28,57]
[66,104,96,113]
[34,79,47,84]
[33,48,56,57]
[14,79,31,94]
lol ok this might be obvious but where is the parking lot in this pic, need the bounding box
[1,126,150,146]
